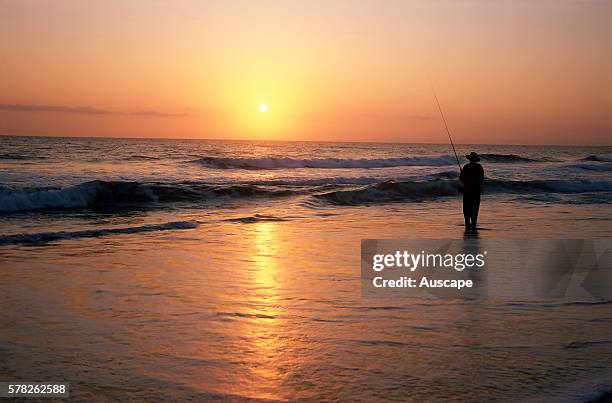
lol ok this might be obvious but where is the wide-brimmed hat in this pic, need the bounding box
[465,152,480,162]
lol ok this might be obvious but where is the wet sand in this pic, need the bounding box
[2,199,612,401]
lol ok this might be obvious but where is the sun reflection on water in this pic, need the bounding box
[252,222,280,293]
[246,222,287,400]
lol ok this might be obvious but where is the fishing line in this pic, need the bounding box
[430,83,462,172]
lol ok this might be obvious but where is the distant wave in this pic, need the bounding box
[0,153,46,160]
[501,300,612,308]
[1,153,161,162]
[225,214,290,223]
[192,155,458,169]
[580,155,612,162]
[191,153,551,169]
[0,220,199,245]
[565,340,612,349]
[565,163,612,172]
[0,180,295,213]
[478,153,543,163]
[125,154,160,161]
[317,178,612,205]
[252,171,457,187]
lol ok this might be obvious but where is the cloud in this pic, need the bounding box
[0,104,190,117]
[128,109,190,117]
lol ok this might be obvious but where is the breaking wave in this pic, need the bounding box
[316,180,459,205]
[2,177,610,212]
[316,179,612,205]
[0,180,295,213]
[0,220,199,245]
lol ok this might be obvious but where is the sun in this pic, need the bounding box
[258,103,268,113]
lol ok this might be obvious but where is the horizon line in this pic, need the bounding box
[0,133,609,148]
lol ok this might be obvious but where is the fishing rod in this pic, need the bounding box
[431,85,462,172]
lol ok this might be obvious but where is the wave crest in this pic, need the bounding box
[192,155,459,169]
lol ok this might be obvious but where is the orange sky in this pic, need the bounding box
[0,1,610,145]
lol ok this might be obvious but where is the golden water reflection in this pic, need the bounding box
[245,222,287,400]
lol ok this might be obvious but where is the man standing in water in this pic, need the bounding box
[460,152,484,230]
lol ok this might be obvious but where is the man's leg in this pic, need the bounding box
[463,194,471,228]
[471,193,481,227]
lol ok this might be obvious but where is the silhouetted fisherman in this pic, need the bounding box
[460,152,484,230]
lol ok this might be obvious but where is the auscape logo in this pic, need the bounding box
[372,276,475,290]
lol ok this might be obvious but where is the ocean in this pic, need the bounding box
[1,135,611,401]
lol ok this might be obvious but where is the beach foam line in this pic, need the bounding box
[0,220,199,245]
